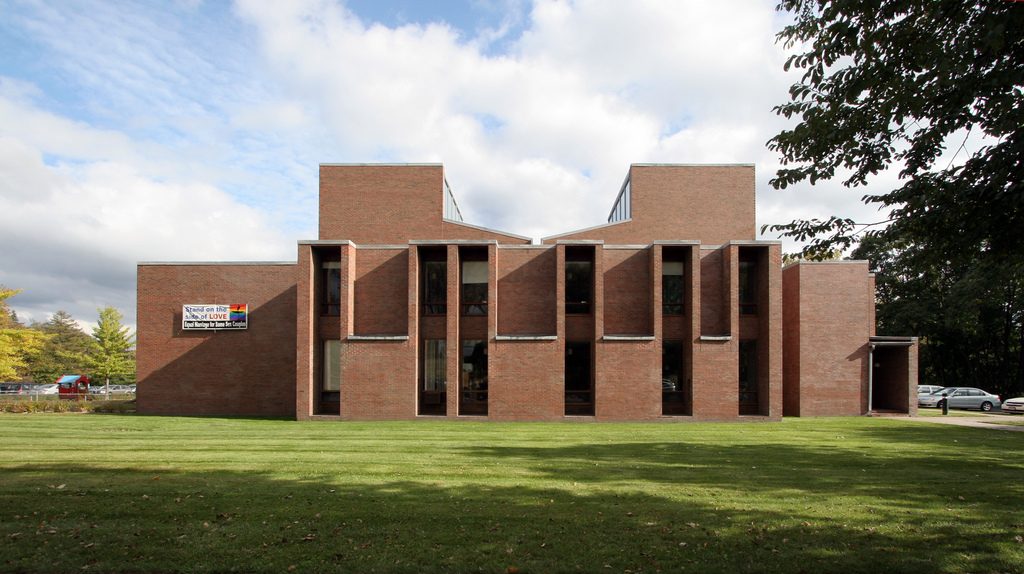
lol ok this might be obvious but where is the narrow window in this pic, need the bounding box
[318,339,341,414]
[739,251,758,315]
[662,340,688,415]
[565,248,593,315]
[565,341,593,415]
[739,340,759,415]
[419,339,446,415]
[459,340,487,415]
[663,261,684,315]
[422,260,447,315]
[461,260,488,316]
[323,261,341,316]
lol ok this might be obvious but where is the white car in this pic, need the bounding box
[37,384,59,395]
[917,385,943,395]
[1002,397,1024,414]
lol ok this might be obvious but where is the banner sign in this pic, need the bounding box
[182,304,248,330]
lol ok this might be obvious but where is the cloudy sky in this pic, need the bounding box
[0,0,895,330]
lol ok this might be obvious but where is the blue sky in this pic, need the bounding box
[0,0,895,330]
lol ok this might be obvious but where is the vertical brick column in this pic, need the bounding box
[295,243,314,420]
[762,243,783,417]
[338,243,356,417]
[408,245,420,417]
[446,244,460,418]
[686,244,700,400]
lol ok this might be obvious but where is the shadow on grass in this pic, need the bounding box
[0,460,1020,574]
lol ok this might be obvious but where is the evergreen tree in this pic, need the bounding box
[29,310,94,383]
[88,307,136,389]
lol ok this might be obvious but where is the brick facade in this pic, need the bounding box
[137,163,917,420]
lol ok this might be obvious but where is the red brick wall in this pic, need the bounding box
[296,245,314,419]
[353,249,408,335]
[595,340,660,420]
[340,340,416,419]
[496,247,556,335]
[699,248,727,336]
[603,248,652,335]
[489,340,564,420]
[318,165,529,244]
[544,165,754,244]
[783,262,873,416]
[137,264,297,417]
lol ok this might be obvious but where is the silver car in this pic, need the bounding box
[918,387,1002,412]
[917,385,943,395]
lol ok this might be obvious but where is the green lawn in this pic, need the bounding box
[1,415,1022,573]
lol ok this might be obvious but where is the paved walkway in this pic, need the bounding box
[904,412,1024,432]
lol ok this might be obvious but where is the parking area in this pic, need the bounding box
[907,411,1024,432]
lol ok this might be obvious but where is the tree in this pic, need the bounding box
[765,1,1024,396]
[0,286,22,329]
[765,0,1024,262]
[29,310,94,383]
[0,288,48,381]
[87,307,135,390]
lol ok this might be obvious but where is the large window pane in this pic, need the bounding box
[739,340,759,414]
[565,261,592,315]
[323,261,341,316]
[419,339,447,416]
[423,261,447,315]
[739,253,758,315]
[322,340,341,391]
[565,341,593,415]
[462,260,488,316]
[459,340,487,415]
[663,261,684,315]
[662,340,688,415]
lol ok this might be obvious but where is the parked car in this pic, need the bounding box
[37,384,59,395]
[918,387,1002,412]
[1001,397,1024,414]
[917,385,943,395]
[0,383,31,395]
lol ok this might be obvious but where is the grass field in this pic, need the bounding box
[1,415,1022,573]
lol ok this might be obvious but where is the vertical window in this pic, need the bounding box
[663,261,684,315]
[459,340,487,415]
[318,339,341,415]
[564,341,593,415]
[662,340,688,415]
[419,339,447,416]
[739,340,759,415]
[565,248,593,315]
[423,260,447,315]
[323,261,341,316]
[461,260,488,316]
[739,252,758,316]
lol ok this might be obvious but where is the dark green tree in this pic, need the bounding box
[765,0,1024,397]
[29,310,95,383]
[765,0,1023,262]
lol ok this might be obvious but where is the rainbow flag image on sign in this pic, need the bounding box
[229,304,247,322]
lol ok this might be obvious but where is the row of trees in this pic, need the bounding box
[768,1,1023,399]
[0,287,135,386]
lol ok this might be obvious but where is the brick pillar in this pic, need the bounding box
[295,243,314,420]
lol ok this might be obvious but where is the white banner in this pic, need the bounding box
[182,304,248,330]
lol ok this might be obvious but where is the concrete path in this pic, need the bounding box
[903,412,1024,432]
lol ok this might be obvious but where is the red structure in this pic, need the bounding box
[136,163,917,420]
[57,375,90,400]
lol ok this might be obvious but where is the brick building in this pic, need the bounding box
[136,163,917,420]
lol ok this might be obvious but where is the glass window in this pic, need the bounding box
[663,261,684,315]
[323,261,341,316]
[419,339,447,416]
[423,340,446,392]
[322,340,341,392]
[739,340,758,414]
[461,260,488,316]
[423,261,447,315]
[565,260,592,314]
[739,254,757,316]
[662,340,688,415]
[460,340,487,415]
[565,341,593,415]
